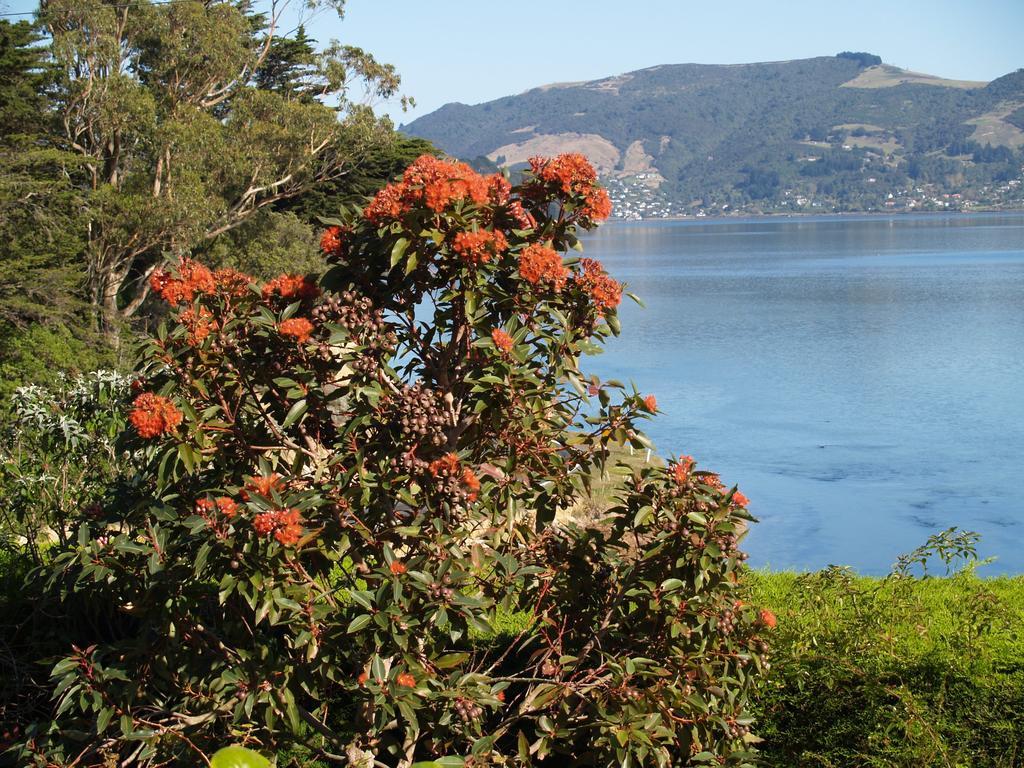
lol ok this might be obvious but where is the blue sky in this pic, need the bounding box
[3,0,1022,124]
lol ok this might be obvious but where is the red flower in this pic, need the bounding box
[704,473,725,492]
[150,259,216,305]
[129,393,183,439]
[643,394,657,412]
[403,154,488,213]
[671,456,695,486]
[461,467,480,502]
[496,690,506,703]
[195,498,215,516]
[252,508,304,547]
[252,512,276,536]
[357,671,369,686]
[263,274,319,301]
[243,474,282,500]
[732,491,750,508]
[274,509,304,546]
[529,153,598,195]
[389,560,407,575]
[212,268,251,297]
[279,317,314,344]
[320,225,345,257]
[396,672,416,688]
[491,328,514,353]
[759,609,777,629]
[518,243,568,290]
[364,155,490,223]
[179,306,216,346]
[582,186,613,221]
[487,173,511,204]
[216,497,239,519]
[575,258,621,311]
[429,453,480,502]
[452,228,508,265]
[429,453,461,478]
[365,183,405,224]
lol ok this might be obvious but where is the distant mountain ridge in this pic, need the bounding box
[404,55,1024,214]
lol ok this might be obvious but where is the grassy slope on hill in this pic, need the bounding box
[405,56,1024,209]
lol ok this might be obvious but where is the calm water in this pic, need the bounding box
[580,213,1024,574]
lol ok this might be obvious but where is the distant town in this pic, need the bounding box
[604,169,1024,219]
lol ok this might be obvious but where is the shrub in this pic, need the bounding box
[0,371,132,563]
[16,154,765,766]
[751,530,1024,767]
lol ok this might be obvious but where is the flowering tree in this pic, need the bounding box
[20,155,769,766]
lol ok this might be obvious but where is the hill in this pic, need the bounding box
[404,55,1024,215]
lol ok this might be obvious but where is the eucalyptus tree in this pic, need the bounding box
[38,0,404,339]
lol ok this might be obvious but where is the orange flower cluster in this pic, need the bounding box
[179,306,216,346]
[278,317,314,343]
[759,609,777,629]
[364,154,493,222]
[213,268,252,297]
[643,394,658,411]
[428,452,481,502]
[262,274,320,301]
[150,259,215,305]
[320,225,347,257]
[576,258,621,311]
[527,153,612,222]
[429,453,460,476]
[452,228,508,265]
[252,508,304,547]
[195,497,239,520]
[582,186,613,221]
[491,328,514,353]
[487,174,511,205]
[518,244,568,290]
[396,672,416,688]
[671,455,695,486]
[242,474,282,500]
[129,393,183,439]
[461,469,481,501]
[529,153,597,195]
[703,473,726,492]
[732,491,750,508]
[389,560,407,575]
[364,183,405,223]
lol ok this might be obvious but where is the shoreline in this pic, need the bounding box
[607,207,1024,224]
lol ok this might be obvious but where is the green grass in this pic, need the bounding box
[748,568,1024,767]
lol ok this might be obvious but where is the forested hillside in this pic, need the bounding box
[405,54,1024,215]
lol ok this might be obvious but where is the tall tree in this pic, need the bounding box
[37,0,403,340]
[0,19,107,392]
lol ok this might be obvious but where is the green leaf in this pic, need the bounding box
[96,706,113,734]
[281,399,307,429]
[347,614,372,633]
[210,746,272,768]
[434,652,469,669]
[177,443,197,474]
[391,237,410,267]
[411,757,466,768]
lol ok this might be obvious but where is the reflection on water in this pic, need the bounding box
[581,213,1024,574]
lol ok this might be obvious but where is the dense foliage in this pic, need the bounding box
[11,154,765,767]
[0,2,433,406]
[751,531,1024,768]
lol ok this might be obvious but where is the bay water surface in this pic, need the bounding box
[580,213,1024,574]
